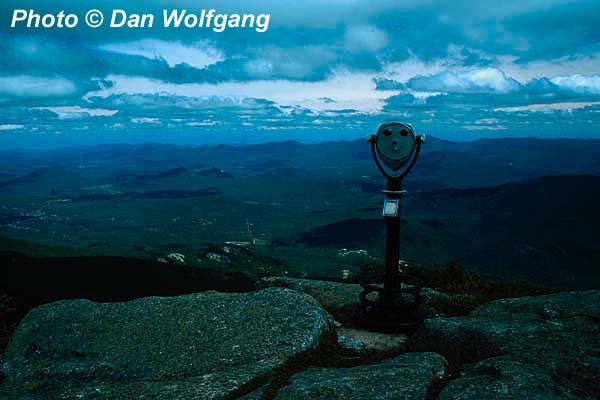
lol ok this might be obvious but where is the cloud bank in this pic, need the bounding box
[0,0,599,145]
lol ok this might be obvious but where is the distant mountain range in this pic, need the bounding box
[2,136,600,190]
[0,137,598,289]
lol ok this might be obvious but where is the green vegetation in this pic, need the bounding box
[406,259,558,315]
[0,138,599,292]
[0,294,15,352]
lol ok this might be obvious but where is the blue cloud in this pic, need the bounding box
[407,69,521,93]
[0,0,599,143]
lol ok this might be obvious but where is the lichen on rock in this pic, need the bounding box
[272,352,447,400]
[409,290,600,399]
[0,288,336,400]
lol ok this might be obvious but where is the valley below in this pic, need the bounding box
[1,136,599,289]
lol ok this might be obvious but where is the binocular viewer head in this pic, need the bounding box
[374,122,416,171]
[369,122,424,181]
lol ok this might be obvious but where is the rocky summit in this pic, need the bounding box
[256,276,363,324]
[409,290,600,399]
[1,280,599,399]
[0,288,335,399]
[272,352,447,399]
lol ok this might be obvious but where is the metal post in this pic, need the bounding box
[382,179,401,310]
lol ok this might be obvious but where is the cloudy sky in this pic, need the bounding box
[1,0,600,147]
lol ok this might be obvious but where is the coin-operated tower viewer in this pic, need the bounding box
[357,122,425,333]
